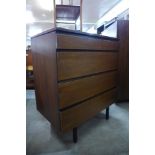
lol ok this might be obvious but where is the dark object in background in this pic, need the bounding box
[117,20,129,102]
[26,49,35,89]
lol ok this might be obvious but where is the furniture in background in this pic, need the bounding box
[56,5,80,30]
[26,49,35,89]
[54,0,82,31]
[117,20,129,102]
[31,28,119,142]
[98,20,129,102]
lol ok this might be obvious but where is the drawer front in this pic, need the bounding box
[60,88,117,132]
[57,34,119,50]
[57,51,118,81]
[58,71,117,109]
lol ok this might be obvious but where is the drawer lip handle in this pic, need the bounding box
[59,86,117,111]
[58,69,118,83]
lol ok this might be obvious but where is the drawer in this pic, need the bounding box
[58,71,117,109]
[57,34,119,50]
[60,88,117,132]
[57,51,118,81]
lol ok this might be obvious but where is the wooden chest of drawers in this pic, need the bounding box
[31,28,119,141]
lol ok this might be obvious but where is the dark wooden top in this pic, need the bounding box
[56,5,80,21]
[31,28,118,41]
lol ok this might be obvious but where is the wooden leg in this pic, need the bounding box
[73,127,78,143]
[106,107,109,120]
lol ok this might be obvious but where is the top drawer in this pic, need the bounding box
[57,51,118,81]
[57,34,119,50]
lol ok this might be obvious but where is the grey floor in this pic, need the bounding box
[26,90,129,155]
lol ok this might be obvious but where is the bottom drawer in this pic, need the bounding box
[60,88,117,132]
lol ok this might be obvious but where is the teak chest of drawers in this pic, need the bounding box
[31,28,119,142]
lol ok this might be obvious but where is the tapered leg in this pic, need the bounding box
[73,127,78,143]
[106,107,109,120]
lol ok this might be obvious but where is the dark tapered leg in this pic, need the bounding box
[73,127,78,143]
[106,107,109,120]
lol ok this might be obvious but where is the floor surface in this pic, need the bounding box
[26,90,129,155]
